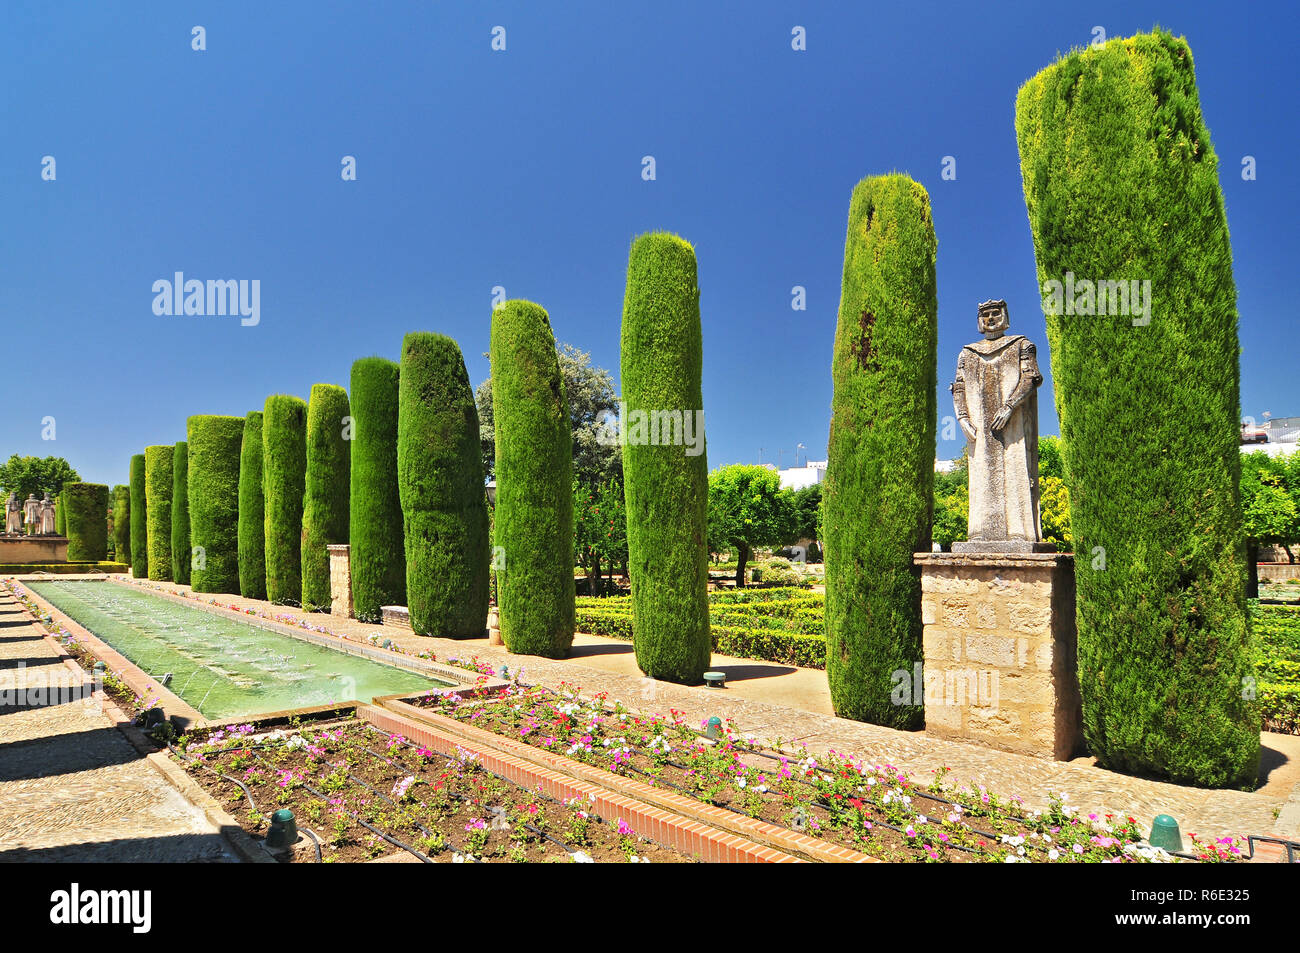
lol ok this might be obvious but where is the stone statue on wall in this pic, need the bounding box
[23,494,40,536]
[950,300,1053,552]
[4,492,21,536]
[39,493,56,535]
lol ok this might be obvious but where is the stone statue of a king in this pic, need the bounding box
[950,299,1052,552]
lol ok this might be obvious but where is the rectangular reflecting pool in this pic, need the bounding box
[29,581,449,720]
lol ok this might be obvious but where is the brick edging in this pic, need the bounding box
[367,700,877,863]
[357,704,808,863]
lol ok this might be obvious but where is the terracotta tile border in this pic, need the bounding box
[362,700,878,863]
[357,703,812,863]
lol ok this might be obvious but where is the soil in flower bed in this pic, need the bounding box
[412,684,1243,863]
[174,721,697,863]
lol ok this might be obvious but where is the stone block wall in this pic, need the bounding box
[914,552,1083,760]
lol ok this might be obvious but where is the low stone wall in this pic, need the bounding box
[0,536,68,563]
[1259,563,1300,584]
[914,552,1083,761]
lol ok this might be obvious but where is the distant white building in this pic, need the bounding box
[935,458,961,474]
[778,460,827,490]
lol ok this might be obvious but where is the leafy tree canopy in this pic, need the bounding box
[0,455,81,500]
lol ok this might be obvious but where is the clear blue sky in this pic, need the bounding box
[2,1,1295,488]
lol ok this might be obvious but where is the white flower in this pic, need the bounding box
[1048,848,1060,860]
[1073,843,1084,855]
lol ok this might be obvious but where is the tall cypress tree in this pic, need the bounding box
[129,454,148,577]
[112,485,130,566]
[620,232,711,684]
[824,174,937,728]
[490,300,575,657]
[302,384,351,611]
[397,332,490,637]
[263,395,308,604]
[238,410,267,600]
[171,442,191,585]
[144,445,173,582]
[187,416,244,593]
[349,358,405,621]
[1016,31,1258,787]
[63,483,109,561]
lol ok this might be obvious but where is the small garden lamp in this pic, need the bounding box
[266,808,298,850]
[1149,814,1183,852]
[705,716,723,740]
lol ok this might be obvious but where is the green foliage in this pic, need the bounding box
[187,415,244,593]
[620,232,711,683]
[262,395,308,604]
[1038,435,1066,481]
[129,454,147,577]
[1241,450,1300,559]
[789,484,823,543]
[54,495,65,536]
[398,332,490,637]
[0,455,80,500]
[111,485,130,564]
[238,411,267,600]
[1039,475,1072,552]
[477,342,621,488]
[144,445,173,581]
[1251,604,1300,734]
[708,464,793,587]
[1017,31,1258,786]
[824,174,937,728]
[490,300,575,657]
[349,358,406,622]
[932,457,969,549]
[574,479,628,592]
[171,442,191,585]
[302,383,351,611]
[63,482,109,561]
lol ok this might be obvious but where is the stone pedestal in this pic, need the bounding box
[327,544,353,618]
[914,551,1083,761]
[0,536,69,564]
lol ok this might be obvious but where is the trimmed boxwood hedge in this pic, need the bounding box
[349,357,405,622]
[397,332,490,638]
[302,383,351,612]
[620,232,711,684]
[824,173,937,729]
[63,483,109,561]
[144,446,174,581]
[238,411,266,599]
[171,442,190,585]
[129,454,147,577]
[490,300,575,657]
[111,485,130,565]
[263,395,308,604]
[54,495,65,536]
[1016,31,1258,787]
[187,415,245,593]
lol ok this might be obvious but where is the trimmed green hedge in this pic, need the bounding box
[824,174,937,728]
[187,415,245,593]
[0,562,127,574]
[490,300,575,657]
[302,383,351,611]
[1017,31,1257,787]
[1252,603,1300,735]
[171,442,190,585]
[63,483,110,562]
[349,358,405,622]
[238,411,266,599]
[144,446,173,581]
[129,454,147,577]
[397,332,490,638]
[54,496,65,536]
[620,232,711,684]
[263,395,308,604]
[111,485,130,565]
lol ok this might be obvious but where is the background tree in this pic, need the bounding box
[1017,30,1258,786]
[788,484,823,544]
[129,454,147,577]
[825,173,937,728]
[477,341,620,487]
[144,445,173,582]
[302,383,351,611]
[708,464,793,586]
[932,456,969,550]
[188,415,245,593]
[263,395,308,604]
[0,455,80,500]
[112,485,130,565]
[63,483,109,561]
[349,358,406,622]
[1242,450,1299,564]
[237,411,267,599]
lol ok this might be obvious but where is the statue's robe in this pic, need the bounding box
[4,500,21,535]
[40,503,56,535]
[954,334,1043,542]
[23,497,40,529]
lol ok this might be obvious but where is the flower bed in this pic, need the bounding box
[412,683,1242,863]
[174,721,693,863]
